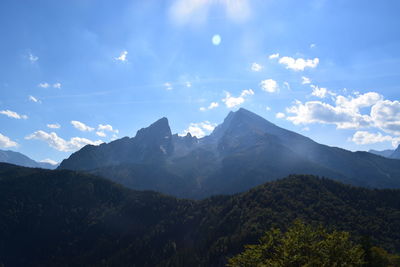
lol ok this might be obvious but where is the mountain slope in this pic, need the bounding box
[390,145,400,159]
[369,149,395,158]
[0,149,57,169]
[59,118,173,171]
[0,163,190,267]
[369,146,400,159]
[1,163,400,266]
[59,108,400,198]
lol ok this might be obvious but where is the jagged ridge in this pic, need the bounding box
[58,108,400,198]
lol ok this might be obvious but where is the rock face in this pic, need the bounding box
[59,108,400,198]
[0,149,57,169]
[59,118,174,170]
[390,145,400,159]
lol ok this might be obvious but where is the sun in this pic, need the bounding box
[212,34,221,46]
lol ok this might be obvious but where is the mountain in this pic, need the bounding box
[0,149,58,169]
[390,145,400,159]
[369,149,395,158]
[59,108,400,198]
[369,145,400,160]
[1,163,399,266]
[58,117,173,171]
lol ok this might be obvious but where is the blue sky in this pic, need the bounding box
[1,0,400,164]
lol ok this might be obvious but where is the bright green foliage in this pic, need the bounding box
[227,220,365,267]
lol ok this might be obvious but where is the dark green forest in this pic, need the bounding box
[0,163,400,266]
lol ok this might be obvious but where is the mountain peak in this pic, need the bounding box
[236,107,251,114]
[209,108,276,140]
[0,149,57,169]
[150,117,169,129]
[390,144,400,159]
[234,107,269,120]
[135,117,171,140]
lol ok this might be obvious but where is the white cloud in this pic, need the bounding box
[285,91,400,141]
[38,82,50,88]
[302,76,311,84]
[200,102,219,111]
[96,124,119,137]
[276,112,286,119]
[260,79,279,93]
[335,92,381,110]
[180,121,217,138]
[29,53,38,63]
[38,82,61,89]
[286,92,382,129]
[222,89,254,108]
[0,133,18,148]
[29,95,40,103]
[310,85,331,98]
[283,81,291,90]
[286,100,370,128]
[208,102,219,109]
[370,100,400,135]
[279,56,319,71]
[25,130,103,152]
[182,124,205,138]
[266,106,271,111]
[115,50,128,62]
[71,121,94,132]
[0,110,28,120]
[310,43,316,48]
[251,62,263,72]
[269,53,280,59]
[98,124,118,133]
[96,131,106,137]
[39,159,58,165]
[164,82,173,90]
[53,83,62,89]
[201,121,216,131]
[351,131,395,146]
[185,81,192,87]
[47,123,61,129]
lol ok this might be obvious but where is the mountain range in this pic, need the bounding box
[1,163,399,266]
[369,146,400,159]
[58,108,400,198]
[0,149,58,169]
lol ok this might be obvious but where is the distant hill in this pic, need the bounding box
[0,149,58,169]
[58,108,400,198]
[0,163,399,266]
[369,149,395,158]
[369,145,400,159]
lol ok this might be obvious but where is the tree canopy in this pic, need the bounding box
[228,220,364,267]
[228,221,400,267]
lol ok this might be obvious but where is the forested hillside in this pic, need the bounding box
[1,163,400,266]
